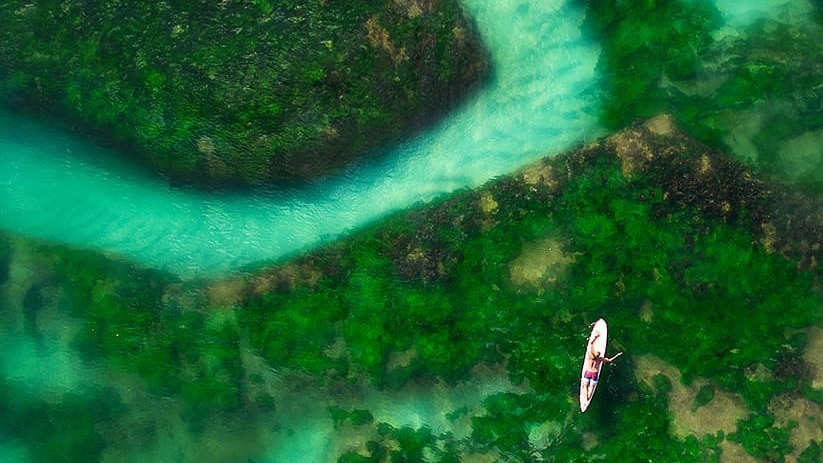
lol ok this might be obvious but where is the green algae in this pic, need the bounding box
[579,0,823,191]
[328,406,374,428]
[0,382,124,463]
[244,284,348,378]
[677,18,823,191]
[0,0,488,186]
[595,380,714,463]
[0,236,9,284]
[232,124,817,459]
[576,0,722,129]
[798,441,821,463]
[693,384,716,411]
[730,414,794,462]
[336,422,463,463]
[1,120,820,461]
[28,244,250,431]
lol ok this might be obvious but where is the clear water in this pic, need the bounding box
[2,0,811,278]
[0,1,820,463]
[0,0,603,279]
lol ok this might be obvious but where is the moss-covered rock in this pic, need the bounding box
[1,115,819,462]
[237,115,821,400]
[0,0,489,186]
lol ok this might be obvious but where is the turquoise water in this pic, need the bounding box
[1,0,603,278]
[1,2,604,459]
[1,1,821,462]
[1,0,813,278]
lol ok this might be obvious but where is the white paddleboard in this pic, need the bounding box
[579,318,607,412]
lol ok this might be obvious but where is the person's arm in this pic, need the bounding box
[605,352,623,363]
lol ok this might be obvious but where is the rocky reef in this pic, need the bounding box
[0,0,489,187]
[1,115,819,462]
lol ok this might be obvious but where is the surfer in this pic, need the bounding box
[582,332,622,399]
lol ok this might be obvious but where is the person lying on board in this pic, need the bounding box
[582,332,623,399]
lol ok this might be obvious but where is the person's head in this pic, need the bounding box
[592,350,601,359]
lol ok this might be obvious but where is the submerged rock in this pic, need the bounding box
[591,115,822,272]
[0,0,489,187]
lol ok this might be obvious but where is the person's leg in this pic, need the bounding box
[586,378,598,399]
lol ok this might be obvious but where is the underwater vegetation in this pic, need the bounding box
[0,237,9,284]
[25,244,250,429]
[1,117,818,461]
[0,381,124,463]
[336,422,462,463]
[579,0,823,191]
[0,0,488,186]
[677,17,823,191]
[576,0,722,129]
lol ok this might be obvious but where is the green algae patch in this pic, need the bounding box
[678,17,823,191]
[577,0,722,129]
[0,235,10,284]
[4,239,253,430]
[634,355,747,439]
[0,383,124,463]
[0,0,489,186]
[580,0,823,191]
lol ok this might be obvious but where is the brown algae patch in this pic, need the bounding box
[461,451,502,463]
[646,113,677,136]
[519,161,559,189]
[639,300,654,323]
[365,16,409,65]
[479,192,499,215]
[581,432,599,451]
[509,238,577,290]
[200,263,328,311]
[251,262,324,295]
[609,114,676,180]
[634,355,748,439]
[392,0,435,18]
[386,347,418,371]
[206,277,249,309]
[760,221,779,254]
